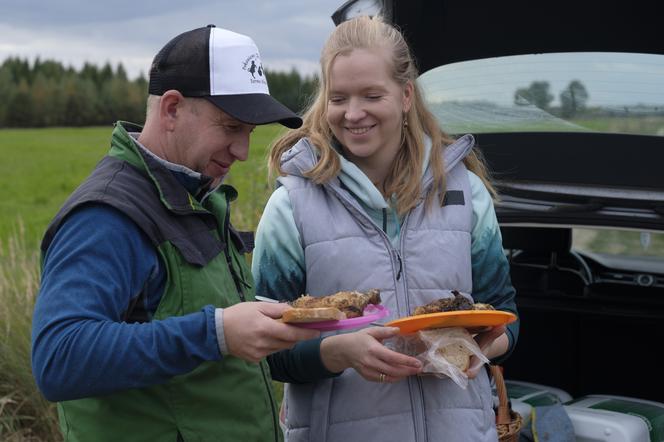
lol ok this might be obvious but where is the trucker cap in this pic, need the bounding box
[148,25,302,129]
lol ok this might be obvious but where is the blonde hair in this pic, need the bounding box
[268,16,495,215]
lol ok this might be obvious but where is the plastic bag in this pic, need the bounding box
[387,327,489,389]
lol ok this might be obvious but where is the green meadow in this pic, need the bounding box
[0,125,285,247]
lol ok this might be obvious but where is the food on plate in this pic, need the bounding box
[413,290,495,315]
[280,306,347,323]
[471,303,495,311]
[282,289,381,323]
[411,293,497,372]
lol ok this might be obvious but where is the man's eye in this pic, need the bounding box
[367,95,382,100]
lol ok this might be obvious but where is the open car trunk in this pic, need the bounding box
[333,0,664,405]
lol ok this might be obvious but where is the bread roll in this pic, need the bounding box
[281,307,346,323]
[437,343,473,371]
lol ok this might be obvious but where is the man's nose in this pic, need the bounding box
[230,135,250,162]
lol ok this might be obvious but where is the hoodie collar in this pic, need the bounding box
[333,136,434,211]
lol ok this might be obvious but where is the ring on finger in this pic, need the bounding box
[379,372,386,383]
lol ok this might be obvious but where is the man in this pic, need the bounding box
[31,25,318,442]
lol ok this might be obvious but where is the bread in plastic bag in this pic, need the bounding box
[386,327,489,389]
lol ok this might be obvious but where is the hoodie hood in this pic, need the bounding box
[280,134,474,211]
[279,135,474,245]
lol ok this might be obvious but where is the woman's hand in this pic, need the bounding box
[466,325,508,378]
[320,327,422,383]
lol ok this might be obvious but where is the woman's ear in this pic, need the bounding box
[402,80,414,113]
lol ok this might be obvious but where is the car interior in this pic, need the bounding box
[501,225,664,402]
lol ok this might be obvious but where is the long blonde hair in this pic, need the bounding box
[268,16,495,215]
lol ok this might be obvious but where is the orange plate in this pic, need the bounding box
[385,310,517,334]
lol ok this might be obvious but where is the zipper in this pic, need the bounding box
[221,193,277,439]
[327,186,403,291]
[258,361,280,442]
[395,252,403,281]
[322,181,428,440]
[399,214,426,442]
[223,193,246,301]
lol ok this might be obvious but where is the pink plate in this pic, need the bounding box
[293,305,390,331]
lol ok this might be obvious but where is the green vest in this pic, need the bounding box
[45,122,281,442]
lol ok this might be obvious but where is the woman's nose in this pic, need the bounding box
[344,98,366,121]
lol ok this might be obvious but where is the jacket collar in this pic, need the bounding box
[109,121,232,215]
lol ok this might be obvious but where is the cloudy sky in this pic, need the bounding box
[0,0,344,78]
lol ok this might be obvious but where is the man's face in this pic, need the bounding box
[172,99,255,180]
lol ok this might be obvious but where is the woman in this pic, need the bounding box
[253,15,519,442]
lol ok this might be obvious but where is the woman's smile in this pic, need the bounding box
[345,125,376,135]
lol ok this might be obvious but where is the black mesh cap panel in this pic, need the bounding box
[148,27,211,96]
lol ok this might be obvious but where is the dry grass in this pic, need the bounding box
[0,223,61,442]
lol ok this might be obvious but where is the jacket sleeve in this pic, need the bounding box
[252,186,306,302]
[31,204,221,402]
[468,172,520,363]
[253,186,341,383]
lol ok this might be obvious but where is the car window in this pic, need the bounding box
[573,228,664,258]
[418,52,664,136]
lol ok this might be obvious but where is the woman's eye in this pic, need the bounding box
[329,96,345,104]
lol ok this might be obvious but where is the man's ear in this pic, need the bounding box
[159,90,185,131]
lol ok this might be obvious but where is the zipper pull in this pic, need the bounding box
[395,251,403,281]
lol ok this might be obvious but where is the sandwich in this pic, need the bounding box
[281,289,381,323]
[414,291,495,372]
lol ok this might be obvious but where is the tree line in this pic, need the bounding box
[0,57,318,128]
[514,80,589,118]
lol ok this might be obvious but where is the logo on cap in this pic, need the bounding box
[242,54,267,85]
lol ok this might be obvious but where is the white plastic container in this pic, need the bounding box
[505,379,573,406]
[565,395,664,442]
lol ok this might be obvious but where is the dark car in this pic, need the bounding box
[332,0,664,409]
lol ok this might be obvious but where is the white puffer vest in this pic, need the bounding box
[277,135,497,442]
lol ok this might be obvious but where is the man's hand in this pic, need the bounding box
[223,302,320,363]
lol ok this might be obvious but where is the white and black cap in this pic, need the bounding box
[149,25,302,129]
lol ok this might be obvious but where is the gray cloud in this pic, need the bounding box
[0,0,342,77]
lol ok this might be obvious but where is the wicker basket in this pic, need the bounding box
[490,365,523,442]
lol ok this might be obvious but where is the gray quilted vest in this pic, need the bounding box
[277,135,498,442]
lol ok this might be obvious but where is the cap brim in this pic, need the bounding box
[205,94,302,129]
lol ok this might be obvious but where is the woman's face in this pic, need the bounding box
[326,47,412,179]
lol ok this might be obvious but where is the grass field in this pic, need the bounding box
[0,124,286,248]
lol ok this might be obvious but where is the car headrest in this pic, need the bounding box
[501,227,572,253]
